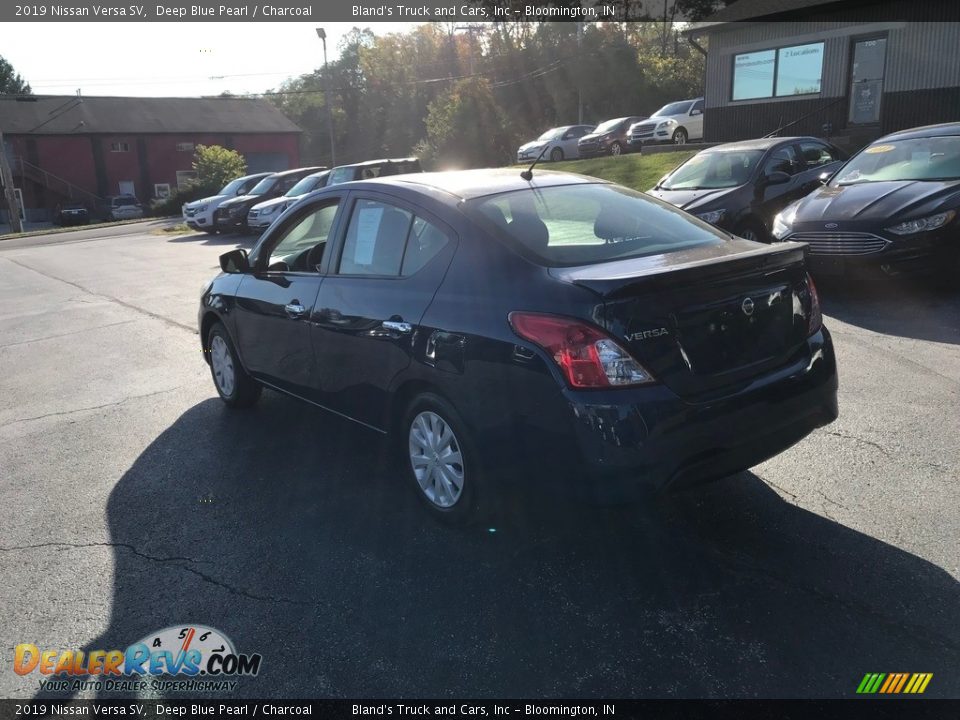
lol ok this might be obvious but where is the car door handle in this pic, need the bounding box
[285,302,306,319]
[381,320,412,334]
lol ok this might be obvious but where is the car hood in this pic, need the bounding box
[251,196,292,213]
[646,186,739,212]
[519,140,548,152]
[218,194,263,209]
[578,132,608,142]
[185,194,228,209]
[793,179,960,224]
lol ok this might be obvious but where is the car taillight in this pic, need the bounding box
[805,272,822,336]
[508,312,655,389]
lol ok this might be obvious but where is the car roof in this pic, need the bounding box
[344,168,607,202]
[237,172,272,181]
[268,166,327,178]
[699,136,820,152]
[877,122,960,141]
[335,158,419,169]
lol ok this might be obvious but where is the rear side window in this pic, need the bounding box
[469,184,726,268]
[338,199,449,277]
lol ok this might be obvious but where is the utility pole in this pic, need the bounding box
[316,28,337,167]
[0,127,24,234]
[577,21,584,124]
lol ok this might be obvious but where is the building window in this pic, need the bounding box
[732,42,824,101]
[176,142,195,152]
[110,142,130,152]
[175,170,198,190]
[154,183,171,199]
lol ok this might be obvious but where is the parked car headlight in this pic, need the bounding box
[656,119,677,129]
[195,204,208,213]
[886,210,956,236]
[772,203,799,240]
[261,206,278,215]
[696,209,725,225]
[229,206,245,216]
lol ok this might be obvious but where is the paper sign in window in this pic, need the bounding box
[354,207,383,266]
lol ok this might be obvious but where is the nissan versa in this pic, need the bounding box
[199,169,838,522]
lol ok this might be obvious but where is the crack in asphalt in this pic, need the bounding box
[826,429,953,474]
[0,541,313,607]
[2,256,197,334]
[1,386,184,428]
[0,319,137,349]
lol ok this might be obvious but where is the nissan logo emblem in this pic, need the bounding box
[741,297,755,316]
[824,222,839,229]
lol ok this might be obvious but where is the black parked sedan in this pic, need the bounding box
[648,137,846,242]
[53,201,90,226]
[199,169,838,522]
[772,123,960,278]
[578,116,646,158]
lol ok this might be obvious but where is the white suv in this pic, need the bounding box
[628,98,704,147]
[182,172,270,234]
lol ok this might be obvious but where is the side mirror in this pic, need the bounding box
[220,248,250,274]
[690,109,702,116]
[765,171,791,186]
[818,171,831,185]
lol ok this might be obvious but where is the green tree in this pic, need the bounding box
[420,77,511,168]
[0,56,31,95]
[192,145,247,193]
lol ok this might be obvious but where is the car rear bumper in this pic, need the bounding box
[493,329,838,501]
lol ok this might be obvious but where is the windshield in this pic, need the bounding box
[652,101,693,117]
[660,150,763,190]
[285,174,328,196]
[248,176,278,195]
[833,136,960,185]
[218,178,246,195]
[537,127,565,142]
[594,118,624,134]
[469,183,726,268]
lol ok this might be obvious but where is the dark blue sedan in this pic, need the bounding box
[199,169,838,522]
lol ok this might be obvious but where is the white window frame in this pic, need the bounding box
[110,142,130,153]
[154,183,172,199]
[175,170,199,190]
[176,142,195,152]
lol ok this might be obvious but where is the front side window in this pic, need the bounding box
[470,184,727,268]
[268,201,340,270]
[763,146,801,176]
[832,136,960,185]
[798,141,840,169]
[660,150,764,190]
[732,42,824,100]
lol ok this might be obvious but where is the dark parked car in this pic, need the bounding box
[578,116,646,158]
[648,137,846,242]
[215,167,326,233]
[326,157,422,185]
[772,123,960,278]
[199,169,837,522]
[53,201,90,226]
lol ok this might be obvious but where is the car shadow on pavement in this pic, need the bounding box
[38,394,960,699]
[816,271,960,345]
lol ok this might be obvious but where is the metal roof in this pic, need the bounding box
[0,95,301,135]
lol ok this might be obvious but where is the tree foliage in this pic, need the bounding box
[0,56,31,95]
[266,21,706,169]
[192,145,247,193]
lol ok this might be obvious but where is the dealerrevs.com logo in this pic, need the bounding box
[14,625,262,693]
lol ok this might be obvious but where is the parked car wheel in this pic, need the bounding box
[550,147,564,162]
[403,393,482,524]
[207,323,262,408]
[672,128,688,145]
[610,141,623,156]
[201,227,219,235]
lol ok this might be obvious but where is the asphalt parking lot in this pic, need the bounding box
[0,223,958,700]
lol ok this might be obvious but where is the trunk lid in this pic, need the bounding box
[550,240,813,400]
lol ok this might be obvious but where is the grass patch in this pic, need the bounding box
[540,150,696,191]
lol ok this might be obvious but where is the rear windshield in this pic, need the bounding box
[468,183,727,268]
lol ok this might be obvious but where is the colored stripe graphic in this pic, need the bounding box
[857,673,933,694]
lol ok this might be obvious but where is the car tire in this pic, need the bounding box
[735,218,769,243]
[202,228,219,235]
[610,141,623,156]
[206,323,262,408]
[550,147,564,162]
[402,393,484,524]
[672,128,688,145]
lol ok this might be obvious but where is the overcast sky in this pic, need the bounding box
[3,23,422,97]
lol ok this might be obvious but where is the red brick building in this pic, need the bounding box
[0,95,301,221]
